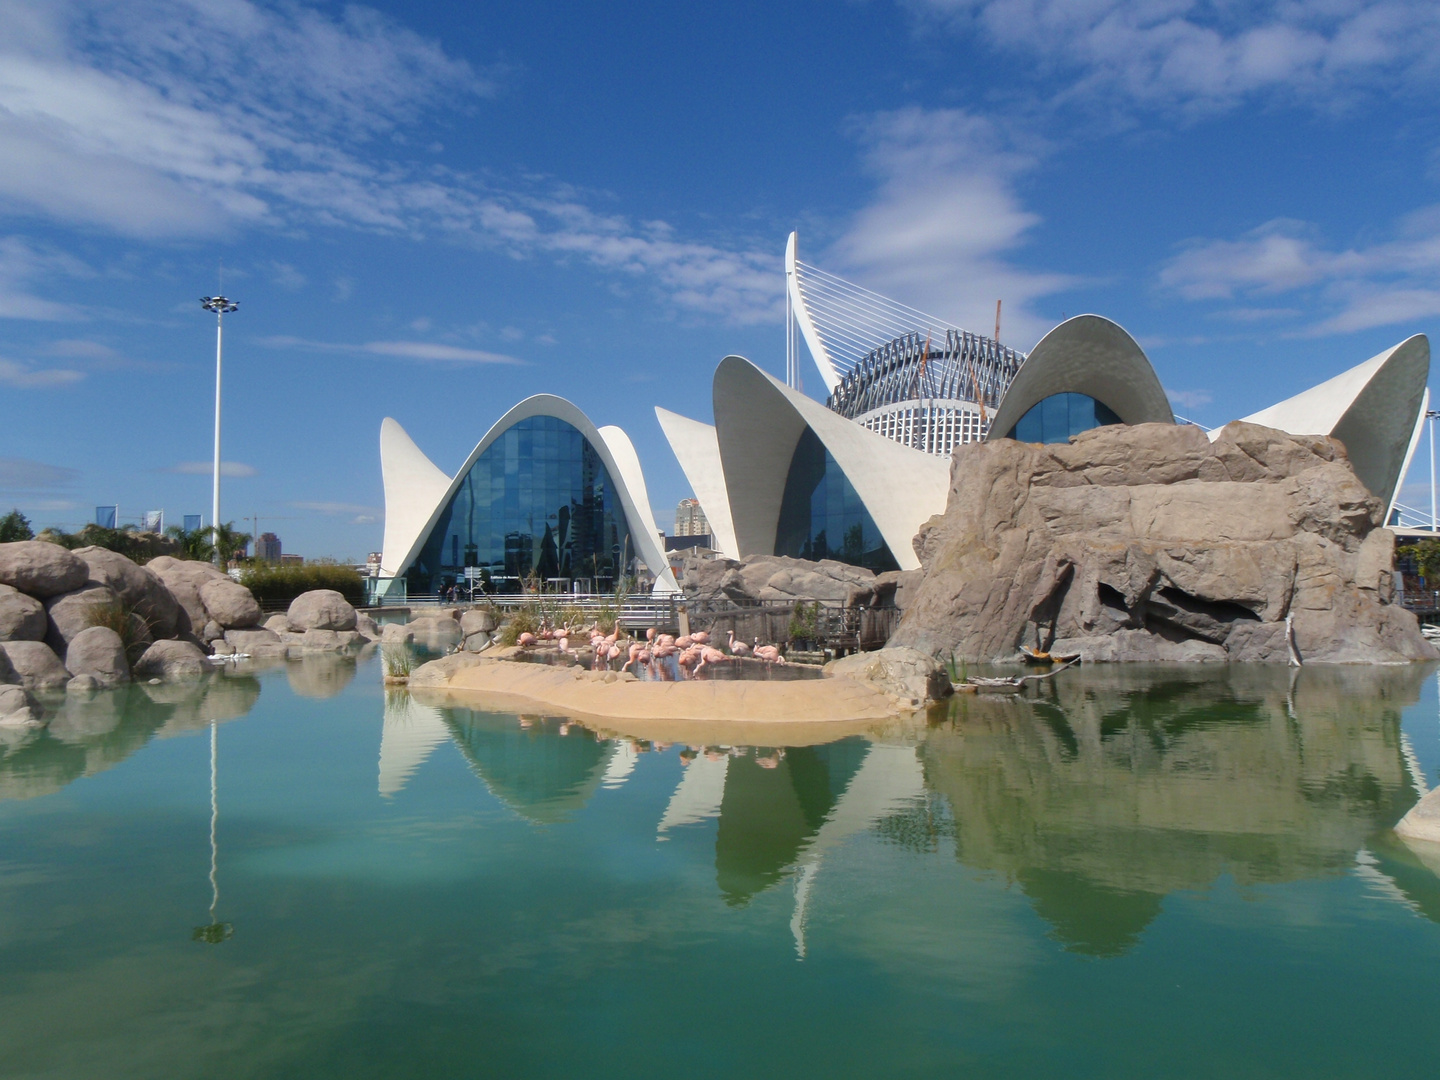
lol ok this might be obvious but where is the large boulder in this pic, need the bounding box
[0,640,71,690]
[0,541,89,599]
[0,684,42,727]
[286,589,357,631]
[73,546,180,638]
[891,421,1438,664]
[145,557,229,635]
[223,627,281,652]
[0,583,46,641]
[825,646,952,706]
[44,584,120,656]
[460,608,498,636]
[132,639,209,681]
[198,578,262,629]
[64,626,130,687]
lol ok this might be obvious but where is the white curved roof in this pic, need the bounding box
[380,395,678,594]
[1234,334,1430,510]
[710,356,950,571]
[986,314,1174,440]
[653,407,741,559]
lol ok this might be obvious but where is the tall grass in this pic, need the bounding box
[240,562,365,605]
[85,600,152,663]
[496,607,541,646]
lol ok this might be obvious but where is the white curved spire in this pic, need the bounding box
[654,407,741,559]
[786,230,960,395]
[379,417,452,579]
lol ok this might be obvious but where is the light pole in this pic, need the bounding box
[201,296,238,564]
[1429,409,1439,533]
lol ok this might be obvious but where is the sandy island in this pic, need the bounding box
[407,652,908,732]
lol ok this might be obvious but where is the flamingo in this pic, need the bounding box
[517,632,537,647]
[727,630,750,657]
[606,643,622,666]
[695,645,728,675]
[754,644,784,664]
[678,645,700,677]
[676,635,694,649]
[646,627,657,644]
[691,631,709,645]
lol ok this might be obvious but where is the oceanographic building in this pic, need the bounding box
[379,233,1431,591]
[378,395,677,597]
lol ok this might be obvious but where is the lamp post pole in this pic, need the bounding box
[1430,409,1439,533]
[201,296,238,565]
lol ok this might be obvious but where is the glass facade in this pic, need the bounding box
[1007,392,1121,444]
[774,428,899,572]
[407,415,633,594]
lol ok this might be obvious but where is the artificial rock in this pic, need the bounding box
[44,583,120,656]
[0,541,89,599]
[286,589,358,631]
[132,639,208,681]
[0,640,71,691]
[890,421,1437,664]
[0,583,47,641]
[198,578,262,629]
[64,626,130,687]
[74,546,181,638]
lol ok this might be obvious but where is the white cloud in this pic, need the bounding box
[0,356,83,386]
[0,236,86,319]
[1165,387,1214,411]
[1159,209,1440,334]
[262,336,526,365]
[170,461,257,477]
[825,107,1076,347]
[0,1,780,325]
[908,0,1440,114]
[0,455,76,491]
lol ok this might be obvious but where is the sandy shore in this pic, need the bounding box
[407,654,904,729]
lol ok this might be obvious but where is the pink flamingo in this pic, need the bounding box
[691,631,709,645]
[754,644,784,664]
[676,635,694,649]
[727,630,750,657]
[517,632,537,647]
[695,645,728,675]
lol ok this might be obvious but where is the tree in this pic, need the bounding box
[164,521,251,563]
[0,510,33,543]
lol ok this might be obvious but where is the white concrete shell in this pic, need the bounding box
[986,314,1174,441]
[709,356,950,571]
[1233,334,1430,510]
[380,395,678,594]
[654,407,741,559]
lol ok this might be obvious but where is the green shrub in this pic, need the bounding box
[0,510,33,542]
[239,562,366,606]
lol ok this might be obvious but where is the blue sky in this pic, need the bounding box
[4,0,1440,558]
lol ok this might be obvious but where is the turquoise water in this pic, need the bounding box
[2,655,1440,1079]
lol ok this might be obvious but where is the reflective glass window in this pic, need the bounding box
[407,416,633,594]
[1007,393,1121,444]
[774,428,899,572]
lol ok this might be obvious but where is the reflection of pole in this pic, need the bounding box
[193,717,233,944]
[209,718,219,921]
[1430,411,1437,532]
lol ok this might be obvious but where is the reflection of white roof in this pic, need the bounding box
[380,395,678,593]
[657,753,729,835]
[986,314,1174,441]
[378,693,451,798]
[1232,335,1430,511]
[659,356,949,571]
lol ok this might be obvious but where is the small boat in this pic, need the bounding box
[1020,646,1081,665]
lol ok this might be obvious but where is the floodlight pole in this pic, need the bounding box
[1429,409,1439,533]
[201,296,238,564]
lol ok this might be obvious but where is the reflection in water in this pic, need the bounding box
[0,673,262,801]
[919,664,1428,955]
[378,691,451,797]
[192,720,233,945]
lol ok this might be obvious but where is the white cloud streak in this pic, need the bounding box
[1159,209,1440,334]
[262,336,527,365]
[0,1,781,324]
[0,456,77,491]
[0,356,83,386]
[170,460,257,477]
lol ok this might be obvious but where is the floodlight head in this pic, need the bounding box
[201,296,238,314]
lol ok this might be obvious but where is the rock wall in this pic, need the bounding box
[889,421,1437,664]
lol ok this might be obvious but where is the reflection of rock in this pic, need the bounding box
[149,674,262,737]
[893,422,1436,663]
[287,653,356,699]
[1395,786,1440,844]
[917,664,1423,956]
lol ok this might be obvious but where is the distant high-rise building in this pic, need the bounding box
[256,532,282,562]
[674,498,710,540]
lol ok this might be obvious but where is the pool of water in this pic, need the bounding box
[2,653,1439,1079]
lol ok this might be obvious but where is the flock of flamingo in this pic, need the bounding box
[513,625,785,679]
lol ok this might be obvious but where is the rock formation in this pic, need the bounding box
[890,421,1437,664]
